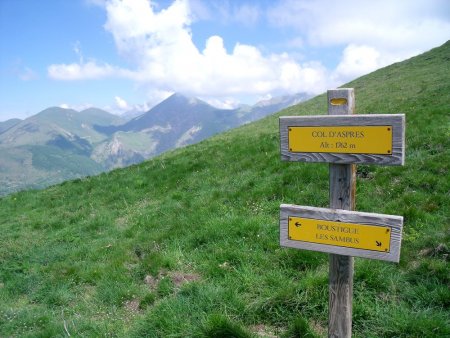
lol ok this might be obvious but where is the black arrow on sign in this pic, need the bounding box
[295,222,301,227]
[376,241,382,247]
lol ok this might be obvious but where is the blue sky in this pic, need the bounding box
[1,0,449,121]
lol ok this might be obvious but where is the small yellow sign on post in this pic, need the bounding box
[280,204,403,262]
[288,125,392,154]
[288,216,391,252]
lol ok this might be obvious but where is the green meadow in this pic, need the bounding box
[0,42,449,337]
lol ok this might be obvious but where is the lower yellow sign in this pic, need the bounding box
[288,217,391,252]
[288,125,392,154]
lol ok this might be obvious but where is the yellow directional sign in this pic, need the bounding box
[288,216,391,252]
[288,125,392,154]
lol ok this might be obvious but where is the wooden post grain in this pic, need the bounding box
[328,89,355,338]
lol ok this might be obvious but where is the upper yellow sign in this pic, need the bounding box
[288,216,391,252]
[288,125,392,154]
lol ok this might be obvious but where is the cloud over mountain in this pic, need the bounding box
[48,0,328,98]
[47,0,450,107]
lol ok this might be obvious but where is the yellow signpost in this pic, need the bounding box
[279,88,405,337]
[279,113,405,165]
[288,125,392,154]
[280,204,403,262]
[288,217,391,252]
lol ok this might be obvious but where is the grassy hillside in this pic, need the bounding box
[0,145,105,197]
[0,42,449,337]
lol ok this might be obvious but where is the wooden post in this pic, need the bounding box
[328,88,356,338]
[279,88,405,335]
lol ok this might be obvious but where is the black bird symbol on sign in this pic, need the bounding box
[295,222,301,227]
[376,241,382,247]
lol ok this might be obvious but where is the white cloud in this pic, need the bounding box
[47,41,135,81]
[269,0,450,57]
[47,0,328,99]
[49,0,450,107]
[132,102,152,112]
[101,96,154,115]
[114,96,129,110]
[100,0,327,99]
[202,96,241,109]
[267,0,450,88]
[331,44,381,83]
[48,61,118,80]
[58,103,94,111]
[269,0,450,47]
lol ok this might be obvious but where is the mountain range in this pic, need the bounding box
[0,92,309,195]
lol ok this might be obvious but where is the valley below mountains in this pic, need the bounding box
[0,92,309,196]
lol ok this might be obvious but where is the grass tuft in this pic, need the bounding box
[282,317,318,338]
[201,314,254,338]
